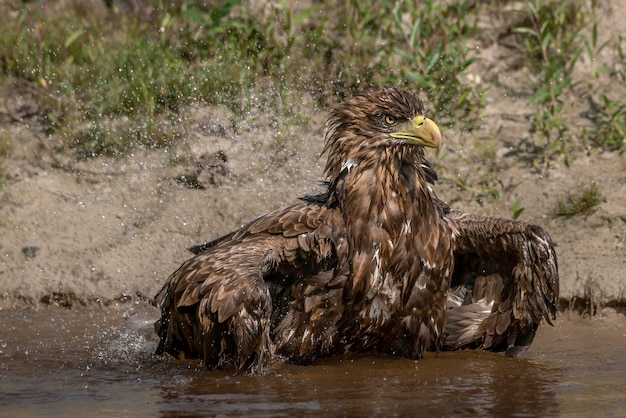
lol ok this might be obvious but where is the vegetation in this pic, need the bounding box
[511,0,625,166]
[582,34,626,151]
[553,183,603,217]
[0,0,486,159]
[0,0,623,164]
[512,0,587,167]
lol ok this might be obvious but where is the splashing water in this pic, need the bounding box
[1,305,625,417]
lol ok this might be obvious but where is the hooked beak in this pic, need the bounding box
[389,115,442,150]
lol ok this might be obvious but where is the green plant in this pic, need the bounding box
[386,0,485,128]
[584,35,626,151]
[67,114,184,160]
[0,0,493,159]
[513,0,590,166]
[553,183,602,217]
[511,200,526,220]
[583,95,626,151]
[298,0,395,95]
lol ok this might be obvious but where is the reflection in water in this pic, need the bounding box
[156,352,562,417]
[1,306,624,417]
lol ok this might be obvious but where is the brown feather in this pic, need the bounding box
[154,87,456,372]
[442,209,559,356]
[154,87,559,373]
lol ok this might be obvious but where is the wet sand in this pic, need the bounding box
[1,305,624,417]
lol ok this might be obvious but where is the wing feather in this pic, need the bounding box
[154,203,342,371]
[444,209,559,356]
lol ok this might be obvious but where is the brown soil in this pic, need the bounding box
[0,1,625,312]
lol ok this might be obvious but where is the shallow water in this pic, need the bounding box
[1,305,624,417]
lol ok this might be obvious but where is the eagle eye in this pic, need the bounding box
[383,115,397,126]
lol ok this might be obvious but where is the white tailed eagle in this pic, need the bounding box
[154,87,559,372]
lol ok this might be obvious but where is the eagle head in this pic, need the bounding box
[322,87,442,180]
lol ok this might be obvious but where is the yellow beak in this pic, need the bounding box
[389,115,442,150]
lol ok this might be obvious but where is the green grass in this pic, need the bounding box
[512,0,588,167]
[0,0,623,163]
[553,183,603,217]
[386,0,486,128]
[583,35,626,151]
[512,0,625,163]
[0,0,486,159]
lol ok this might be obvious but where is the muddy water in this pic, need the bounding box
[1,305,624,417]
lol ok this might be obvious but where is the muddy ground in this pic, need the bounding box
[0,1,624,315]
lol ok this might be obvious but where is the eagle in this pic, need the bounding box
[154,87,559,372]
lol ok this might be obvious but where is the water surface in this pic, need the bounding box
[1,305,624,417]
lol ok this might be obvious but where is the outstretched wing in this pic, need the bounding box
[154,202,343,371]
[444,210,559,356]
